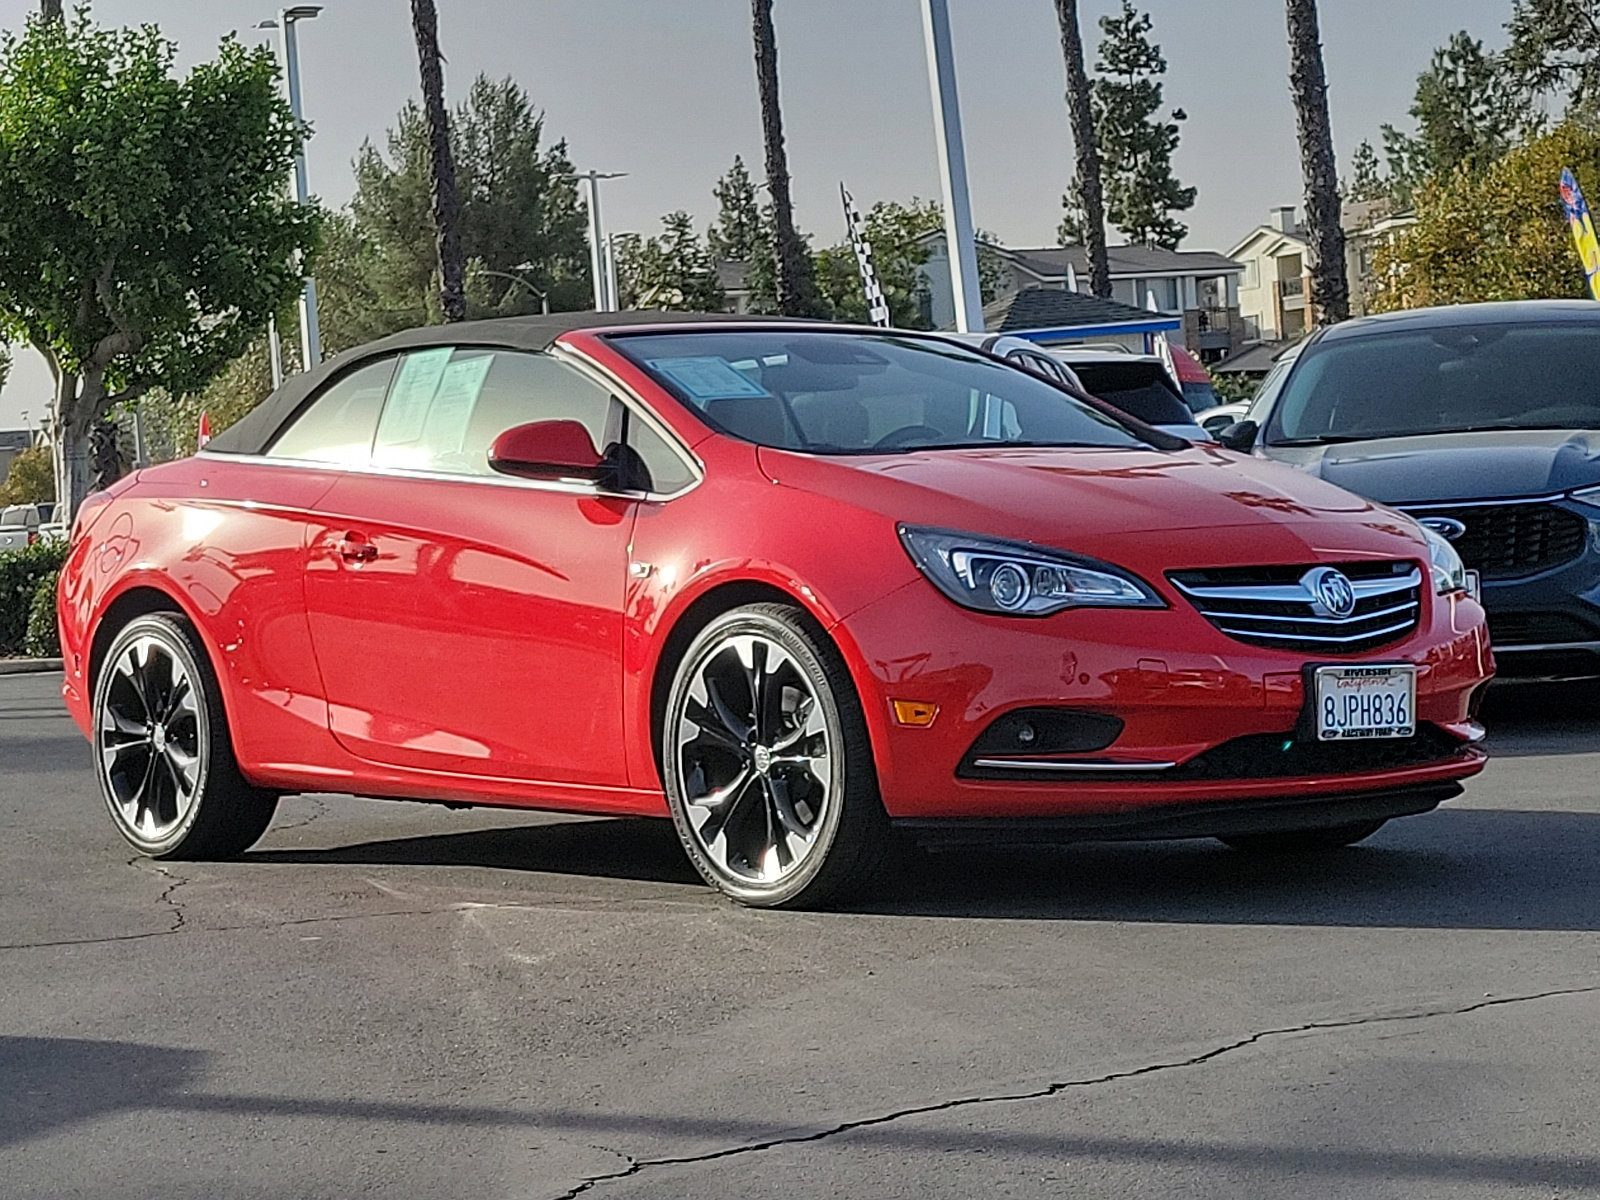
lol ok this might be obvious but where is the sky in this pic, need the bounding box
[1,0,1520,429]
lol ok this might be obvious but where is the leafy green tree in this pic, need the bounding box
[0,445,52,505]
[1347,140,1387,202]
[1506,0,1600,113]
[813,198,1003,329]
[1378,32,1532,208]
[618,212,726,312]
[708,156,766,264]
[1373,122,1600,310]
[1091,1,1195,249]
[0,11,317,516]
[353,76,590,328]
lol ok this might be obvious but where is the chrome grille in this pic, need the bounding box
[1401,501,1586,580]
[1168,561,1422,654]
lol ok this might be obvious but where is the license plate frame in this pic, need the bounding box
[1308,663,1417,742]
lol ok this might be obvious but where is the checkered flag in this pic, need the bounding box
[841,183,892,328]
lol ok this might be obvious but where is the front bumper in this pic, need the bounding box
[1477,522,1600,679]
[838,578,1491,820]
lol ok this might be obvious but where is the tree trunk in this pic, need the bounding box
[751,0,820,318]
[1285,0,1349,324]
[411,0,466,323]
[40,0,62,21]
[49,367,93,521]
[1053,0,1112,299]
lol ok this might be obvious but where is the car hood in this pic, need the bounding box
[1264,428,1600,504]
[757,444,1426,567]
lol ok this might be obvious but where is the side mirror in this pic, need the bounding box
[1217,419,1259,452]
[489,420,609,484]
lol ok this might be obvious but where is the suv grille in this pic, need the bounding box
[1402,501,1587,580]
[1487,610,1600,647]
[1168,560,1422,655]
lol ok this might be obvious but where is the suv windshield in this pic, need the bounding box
[1267,322,1600,445]
[611,330,1153,454]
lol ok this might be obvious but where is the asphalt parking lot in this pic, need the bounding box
[2,669,1598,1199]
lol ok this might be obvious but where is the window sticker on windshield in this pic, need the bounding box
[646,356,771,404]
[380,347,454,444]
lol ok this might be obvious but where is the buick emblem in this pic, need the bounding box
[1303,567,1357,619]
[1418,515,1467,542]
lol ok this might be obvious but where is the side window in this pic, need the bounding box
[266,358,397,465]
[371,348,618,477]
[626,412,697,494]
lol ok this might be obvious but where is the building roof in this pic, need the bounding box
[1008,244,1241,279]
[982,287,1182,338]
[0,430,31,453]
[1213,339,1298,374]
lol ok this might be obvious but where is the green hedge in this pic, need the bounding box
[24,568,62,659]
[0,540,69,656]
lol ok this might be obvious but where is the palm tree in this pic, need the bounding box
[1052,0,1111,299]
[750,0,820,317]
[411,0,466,322]
[40,0,61,19]
[1285,0,1349,324]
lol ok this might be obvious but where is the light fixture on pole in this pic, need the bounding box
[473,263,551,315]
[919,0,983,333]
[258,5,323,371]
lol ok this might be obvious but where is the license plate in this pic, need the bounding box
[1313,664,1416,741]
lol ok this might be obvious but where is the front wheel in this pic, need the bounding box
[662,603,887,908]
[93,613,278,859]
[1220,819,1387,855]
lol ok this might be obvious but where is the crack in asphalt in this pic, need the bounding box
[547,982,1600,1199]
[271,796,329,832]
[0,891,699,952]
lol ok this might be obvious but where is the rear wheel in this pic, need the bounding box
[93,613,277,859]
[1220,819,1386,854]
[662,603,887,908]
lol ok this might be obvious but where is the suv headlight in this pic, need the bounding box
[1421,523,1467,595]
[898,524,1164,617]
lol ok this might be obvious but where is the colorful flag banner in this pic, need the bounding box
[1559,168,1600,301]
[841,184,892,328]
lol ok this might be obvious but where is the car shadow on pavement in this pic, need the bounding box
[247,816,705,887]
[5,1034,1600,1192]
[246,804,1600,930]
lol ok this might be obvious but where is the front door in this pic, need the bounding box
[301,347,636,787]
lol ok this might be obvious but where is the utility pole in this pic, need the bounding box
[920,0,983,333]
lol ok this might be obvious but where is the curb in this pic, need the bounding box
[0,658,63,676]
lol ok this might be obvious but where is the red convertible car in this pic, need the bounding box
[59,314,1492,907]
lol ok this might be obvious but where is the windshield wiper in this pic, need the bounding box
[1270,434,1388,446]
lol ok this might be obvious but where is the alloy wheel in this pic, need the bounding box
[674,633,833,885]
[99,635,205,843]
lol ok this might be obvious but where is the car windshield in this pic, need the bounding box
[1266,322,1600,444]
[611,330,1154,453]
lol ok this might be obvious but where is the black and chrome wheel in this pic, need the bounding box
[1220,819,1387,855]
[94,613,277,859]
[663,603,887,908]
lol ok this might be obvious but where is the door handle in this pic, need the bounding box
[337,533,378,564]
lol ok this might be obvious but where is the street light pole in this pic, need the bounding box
[920,0,983,333]
[571,170,626,312]
[278,6,323,368]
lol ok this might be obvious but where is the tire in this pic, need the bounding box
[92,612,278,860]
[1220,819,1387,855]
[662,603,888,908]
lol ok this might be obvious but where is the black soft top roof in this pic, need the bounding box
[205,309,812,456]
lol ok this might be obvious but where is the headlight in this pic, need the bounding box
[898,524,1164,617]
[1420,523,1467,595]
